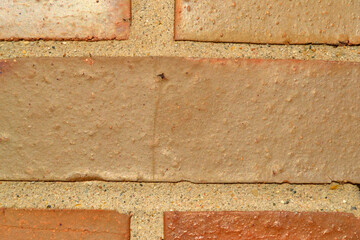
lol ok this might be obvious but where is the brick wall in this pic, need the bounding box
[0,0,359,239]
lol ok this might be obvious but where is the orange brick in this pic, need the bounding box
[164,211,360,240]
[0,208,130,240]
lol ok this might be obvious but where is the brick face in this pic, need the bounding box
[0,57,359,183]
[0,57,156,181]
[153,58,360,183]
[0,209,130,240]
[164,211,360,240]
[0,0,130,40]
[175,0,360,45]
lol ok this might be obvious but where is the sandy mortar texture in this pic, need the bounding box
[0,0,359,239]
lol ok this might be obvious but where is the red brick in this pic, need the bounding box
[164,211,360,240]
[0,0,130,40]
[175,0,360,45]
[0,208,130,240]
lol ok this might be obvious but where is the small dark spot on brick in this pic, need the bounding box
[157,73,166,79]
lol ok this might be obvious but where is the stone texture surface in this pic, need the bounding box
[0,0,130,40]
[1,57,359,183]
[0,208,130,240]
[175,0,360,45]
[164,211,360,240]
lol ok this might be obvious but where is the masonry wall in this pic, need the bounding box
[0,0,359,239]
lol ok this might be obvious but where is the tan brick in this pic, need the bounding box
[154,58,360,183]
[175,0,360,45]
[0,57,359,183]
[0,208,130,240]
[164,211,360,240]
[0,57,156,181]
[0,0,130,40]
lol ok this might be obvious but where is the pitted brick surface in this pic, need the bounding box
[164,211,360,240]
[0,0,130,40]
[0,57,156,181]
[0,57,359,183]
[154,57,360,183]
[175,0,360,45]
[0,208,130,240]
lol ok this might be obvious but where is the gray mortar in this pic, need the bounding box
[0,0,359,239]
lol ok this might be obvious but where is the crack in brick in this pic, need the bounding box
[151,86,161,180]
[0,57,359,183]
[152,70,168,180]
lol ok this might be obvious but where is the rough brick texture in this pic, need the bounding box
[164,211,360,240]
[0,208,130,240]
[0,57,156,181]
[0,0,130,40]
[175,0,360,45]
[0,57,359,183]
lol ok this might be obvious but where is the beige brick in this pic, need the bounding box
[175,0,360,45]
[0,0,130,40]
[0,57,359,183]
[154,58,360,183]
[0,57,156,181]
